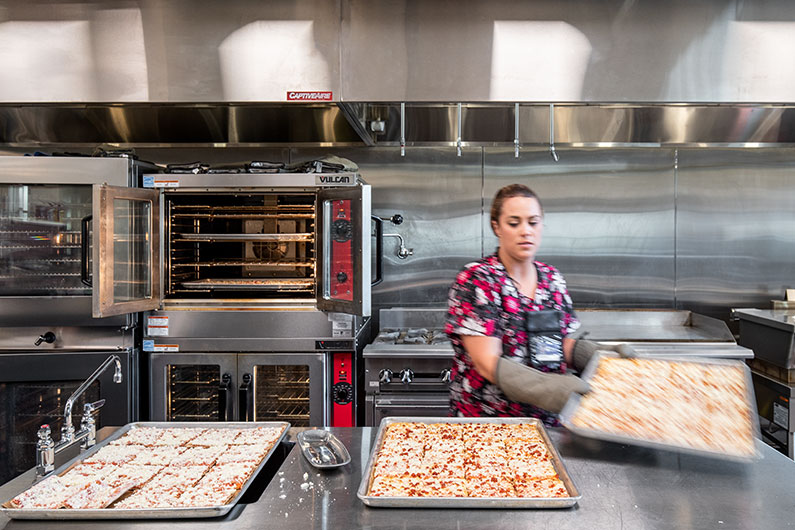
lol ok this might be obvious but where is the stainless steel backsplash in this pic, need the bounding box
[290,146,794,322]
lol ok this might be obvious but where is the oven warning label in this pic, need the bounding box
[329,313,353,338]
[143,175,179,188]
[773,399,789,429]
[147,316,169,336]
[143,340,178,352]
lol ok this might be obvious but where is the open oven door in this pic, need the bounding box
[92,185,161,317]
[317,182,371,316]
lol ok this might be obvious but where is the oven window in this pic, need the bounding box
[166,192,315,300]
[0,380,100,484]
[0,184,92,296]
[167,365,221,421]
[113,198,151,302]
[254,365,310,426]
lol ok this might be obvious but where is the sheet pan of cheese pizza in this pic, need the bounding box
[1,421,289,519]
[560,353,761,463]
[358,417,581,508]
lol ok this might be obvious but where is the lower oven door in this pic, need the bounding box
[238,353,326,427]
[372,392,450,425]
[0,350,131,484]
[150,353,237,422]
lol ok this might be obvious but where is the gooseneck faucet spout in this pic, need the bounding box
[62,355,122,443]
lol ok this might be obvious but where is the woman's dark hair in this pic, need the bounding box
[490,184,543,227]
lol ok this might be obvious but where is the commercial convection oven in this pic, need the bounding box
[138,168,373,427]
[0,155,147,483]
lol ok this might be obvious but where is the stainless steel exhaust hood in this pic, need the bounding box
[0,104,370,147]
[4,103,795,148]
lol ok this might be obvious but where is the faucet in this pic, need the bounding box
[36,354,123,476]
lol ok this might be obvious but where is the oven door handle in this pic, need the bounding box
[80,214,92,287]
[218,373,233,421]
[371,215,383,286]
[239,373,253,422]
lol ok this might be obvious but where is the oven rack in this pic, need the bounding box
[180,278,314,291]
[173,233,314,243]
[171,259,314,268]
[0,272,81,278]
[0,245,80,250]
[170,204,314,211]
[171,213,315,220]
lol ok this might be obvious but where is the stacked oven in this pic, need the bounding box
[0,155,148,483]
[138,168,373,427]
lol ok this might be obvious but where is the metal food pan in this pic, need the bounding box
[559,353,762,463]
[1,421,290,519]
[357,416,581,508]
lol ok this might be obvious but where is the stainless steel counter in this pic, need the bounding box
[2,427,794,530]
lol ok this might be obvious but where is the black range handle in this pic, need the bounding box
[80,215,92,287]
[218,373,233,421]
[371,215,383,286]
[239,373,253,422]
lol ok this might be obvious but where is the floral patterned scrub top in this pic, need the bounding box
[445,252,580,426]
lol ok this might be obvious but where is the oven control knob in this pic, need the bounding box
[378,369,393,384]
[333,382,353,405]
[337,271,348,283]
[332,219,353,243]
[440,369,452,384]
[400,368,414,384]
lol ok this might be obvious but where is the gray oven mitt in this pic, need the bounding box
[495,357,590,414]
[572,339,637,372]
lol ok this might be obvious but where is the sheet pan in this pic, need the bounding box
[559,353,762,463]
[357,416,581,508]
[1,421,289,520]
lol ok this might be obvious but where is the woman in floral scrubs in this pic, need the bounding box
[445,184,589,425]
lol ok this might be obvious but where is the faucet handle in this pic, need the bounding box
[83,399,106,415]
[38,424,52,442]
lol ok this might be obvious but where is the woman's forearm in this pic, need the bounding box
[563,337,575,365]
[460,335,502,383]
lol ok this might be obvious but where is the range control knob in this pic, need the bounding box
[400,368,414,384]
[440,369,452,384]
[336,271,348,283]
[378,368,393,384]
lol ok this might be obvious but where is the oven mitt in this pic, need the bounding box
[572,339,637,372]
[495,357,590,414]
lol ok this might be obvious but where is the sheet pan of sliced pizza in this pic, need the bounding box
[357,417,581,508]
[559,353,761,462]
[1,421,289,519]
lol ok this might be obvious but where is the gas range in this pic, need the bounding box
[363,308,453,425]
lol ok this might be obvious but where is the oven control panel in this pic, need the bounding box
[329,199,354,302]
[331,352,354,427]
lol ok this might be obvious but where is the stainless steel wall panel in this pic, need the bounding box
[4,0,795,102]
[483,148,676,309]
[342,0,795,103]
[676,149,795,320]
[293,147,483,310]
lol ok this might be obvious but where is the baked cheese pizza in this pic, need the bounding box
[569,357,756,458]
[367,422,569,498]
[6,425,286,510]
